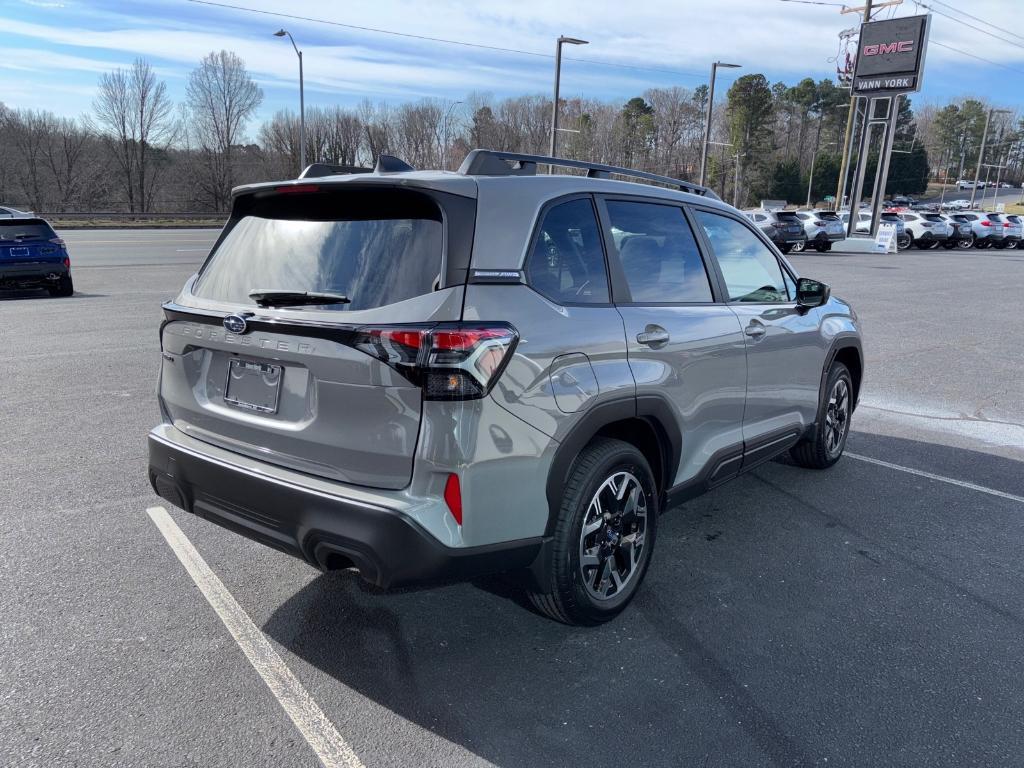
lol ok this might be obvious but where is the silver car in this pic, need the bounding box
[148,150,863,625]
[793,210,846,252]
[996,214,1021,249]
[951,211,1006,249]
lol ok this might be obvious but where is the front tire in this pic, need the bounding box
[779,244,793,254]
[790,240,805,253]
[528,438,658,626]
[790,362,853,470]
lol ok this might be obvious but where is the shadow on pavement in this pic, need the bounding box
[263,433,1024,767]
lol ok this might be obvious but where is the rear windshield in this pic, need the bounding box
[815,211,840,220]
[0,218,56,241]
[194,187,444,311]
[923,214,945,222]
[1008,216,1020,223]
[775,212,800,221]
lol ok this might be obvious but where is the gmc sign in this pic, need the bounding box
[852,14,930,95]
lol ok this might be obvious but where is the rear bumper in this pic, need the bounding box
[773,233,806,245]
[0,263,68,289]
[811,231,845,243]
[148,427,543,588]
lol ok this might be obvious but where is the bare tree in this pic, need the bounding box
[92,58,175,212]
[42,115,94,211]
[186,50,263,210]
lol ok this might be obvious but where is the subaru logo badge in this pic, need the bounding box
[223,314,248,335]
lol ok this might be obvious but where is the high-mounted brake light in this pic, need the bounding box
[353,323,518,400]
[275,184,320,194]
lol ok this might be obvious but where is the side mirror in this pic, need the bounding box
[796,277,830,309]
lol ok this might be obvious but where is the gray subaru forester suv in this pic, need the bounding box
[149,150,862,625]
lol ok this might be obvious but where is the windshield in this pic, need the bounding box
[194,188,444,311]
[0,219,56,241]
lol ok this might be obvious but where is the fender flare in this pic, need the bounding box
[820,335,863,414]
[543,395,682,536]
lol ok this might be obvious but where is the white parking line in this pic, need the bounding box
[146,506,365,768]
[846,453,1024,505]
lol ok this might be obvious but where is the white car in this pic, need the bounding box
[900,212,953,249]
[956,180,978,190]
[942,199,972,210]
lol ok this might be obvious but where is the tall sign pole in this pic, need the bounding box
[843,11,931,237]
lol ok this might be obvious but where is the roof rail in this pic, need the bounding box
[458,149,719,199]
[299,163,372,179]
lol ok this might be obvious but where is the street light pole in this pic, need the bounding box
[549,35,588,161]
[699,61,741,187]
[970,108,1009,209]
[275,29,306,175]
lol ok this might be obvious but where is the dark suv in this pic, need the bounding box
[0,217,73,296]
[148,151,862,624]
[744,210,807,254]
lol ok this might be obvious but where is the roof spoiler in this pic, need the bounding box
[299,163,372,179]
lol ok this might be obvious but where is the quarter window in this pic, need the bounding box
[526,198,609,304]
[606,201,713,303]
[694,210,791,303]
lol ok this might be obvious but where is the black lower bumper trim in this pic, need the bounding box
[148,433,543,588]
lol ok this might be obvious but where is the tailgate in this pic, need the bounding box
[158,183,475,490]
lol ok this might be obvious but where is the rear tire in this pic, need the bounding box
[48,275,74,297]
[790,362,853,470]
[957,237,973,250]
[790,240,805,253]
[779,244,793,254]
[527,438,658,626]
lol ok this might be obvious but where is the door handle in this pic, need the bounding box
[744,321,766,338]
[630,325,671,348]
[636,326,670,347]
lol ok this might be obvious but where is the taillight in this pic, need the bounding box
[444,473,463,525]
[49,237,66,248]
[63,256,70,268]
[981,221,992,227]
[1004,222,1011,228]
[354,323,518,400]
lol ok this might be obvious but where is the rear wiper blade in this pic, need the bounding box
[248,289,351,307]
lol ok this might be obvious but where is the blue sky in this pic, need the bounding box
[3,0,1022,133]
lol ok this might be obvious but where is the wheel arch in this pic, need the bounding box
[823,337,863,412]
[543,396,681,536]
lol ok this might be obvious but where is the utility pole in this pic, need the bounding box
[699,61,741,187]
[970,108,1010,208]
[833,0,874,212]
[549,36,588,161]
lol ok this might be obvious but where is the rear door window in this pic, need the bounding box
[194,187,445,311]
[526,197,609,304]
[605,200,713,304]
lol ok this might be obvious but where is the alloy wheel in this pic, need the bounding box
[824,378,850,458]
[578,471,648,601]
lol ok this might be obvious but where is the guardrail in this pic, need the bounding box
[39,212,227,220]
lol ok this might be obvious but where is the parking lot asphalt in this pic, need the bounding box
[2,229,1023,767]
